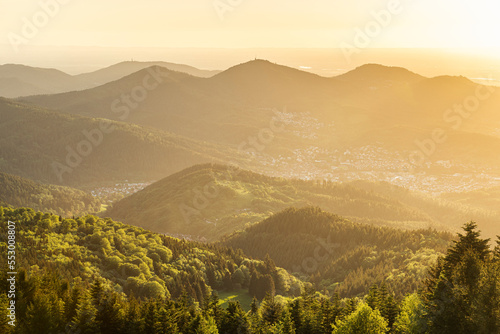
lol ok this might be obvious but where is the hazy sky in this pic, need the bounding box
[1,0,500,49]
[2,0,500,76]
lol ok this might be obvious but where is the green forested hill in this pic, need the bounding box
[0,172,100,216]
[222,207,454,298]
[0,98,243,186]
[105,164,492,241]
[0,206,304,304]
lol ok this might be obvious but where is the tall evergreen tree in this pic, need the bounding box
[220,301,250,334]
[69,292,98,334]
[261,293,283,326]
[422,222,496,334]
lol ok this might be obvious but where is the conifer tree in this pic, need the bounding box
[69,292,98,334]
[281,308,296,334]
[123,295,143,334]
[422,222,495,333]
[261,293,283,326]
[220,301,250,334]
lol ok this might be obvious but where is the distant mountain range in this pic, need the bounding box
[0,61,220,98]
[18,60,500,175]
[3,59,500,205]
[74,61,221,86]
[104,164,498,241]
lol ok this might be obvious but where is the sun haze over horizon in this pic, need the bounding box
[2,0,500,78]
[2,1,500,49]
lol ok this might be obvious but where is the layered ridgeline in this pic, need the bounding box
[0,172,100,216]
[74,60,220,87]
[105,164,497,241]
[22,61,500,170]
[221,207,453,298]
[0,98,244,186]
[0,206,304,307]
[0,61,219,98]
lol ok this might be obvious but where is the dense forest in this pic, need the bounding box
[106,164,498,241]
[222,207,454,298]
[0,172,101,216]
[0,207,306,305]
[1,206,499,333]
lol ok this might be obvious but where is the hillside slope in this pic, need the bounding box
[0,98,243,186]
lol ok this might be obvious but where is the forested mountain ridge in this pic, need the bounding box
[0,98,243,186]
[0,172,100,216]
[105,164,496,241]
[222,206,454,298]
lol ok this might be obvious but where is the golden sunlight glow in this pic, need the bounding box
[1,0,500,51]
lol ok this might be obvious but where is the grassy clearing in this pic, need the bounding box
[217,289,254,311]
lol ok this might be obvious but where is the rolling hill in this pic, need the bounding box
[104,164,497,241]
[220,207,454,297]
[0,171,100,216]
[0,98,245,187]
[0,64,86,98]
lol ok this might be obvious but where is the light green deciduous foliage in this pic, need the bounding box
[393,293,425,334]
[332,302,388,334]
